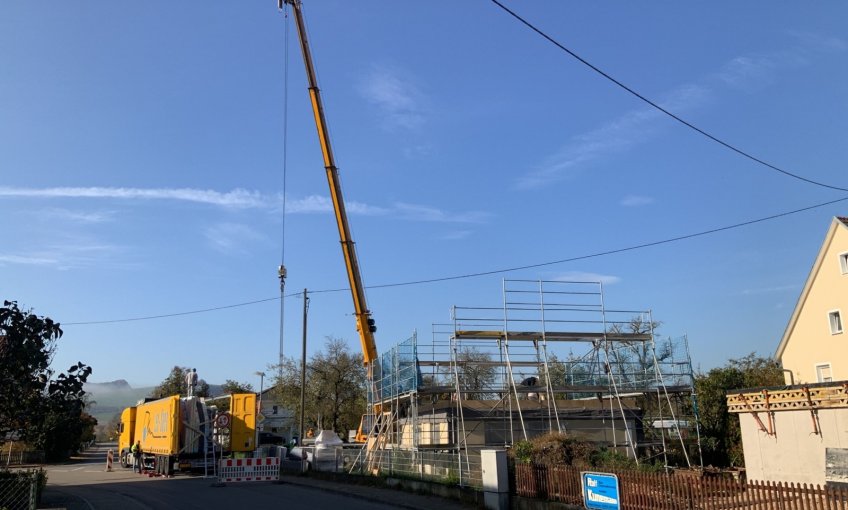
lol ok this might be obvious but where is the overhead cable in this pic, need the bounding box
[63,194,848,326]
[489,0,848,193]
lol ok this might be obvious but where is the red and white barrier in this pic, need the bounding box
[105,450,113,472]
[218,457,279,483]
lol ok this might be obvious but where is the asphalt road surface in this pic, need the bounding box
[40,443,463,510]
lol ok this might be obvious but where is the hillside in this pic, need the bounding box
[84,381,226,426]
[85,381,152,425]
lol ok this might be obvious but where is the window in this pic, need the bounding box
[841,252,848,274]
[272,405,278,415]
[830,310,844,335]
[816,364,833,383]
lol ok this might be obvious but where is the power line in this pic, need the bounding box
[368,195,848,288]
[63,195,848,326]
[64,296,288,325]
[489,0,848,193]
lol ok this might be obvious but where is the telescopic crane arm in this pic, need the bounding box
[281,0,378,368]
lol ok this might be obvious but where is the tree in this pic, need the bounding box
[221,380,254,394]
[149,366,210,399]
[453,346,497,400]
[606,316,666,388]
[0,301,93,460]
[310,338,366,434]
[269,337,366,438]
[98,412,123,442]
[695,353,784,467]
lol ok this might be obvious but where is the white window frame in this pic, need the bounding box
[840,251,848,275]
[829,309,843,335]
[815,363,833,383]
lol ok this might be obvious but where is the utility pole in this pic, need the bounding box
[299,289,308,447]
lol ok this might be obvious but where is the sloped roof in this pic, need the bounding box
[775,216,848,360]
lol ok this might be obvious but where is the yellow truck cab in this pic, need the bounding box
[117,406,137,468]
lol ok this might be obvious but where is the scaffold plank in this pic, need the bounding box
[453,330,652,342]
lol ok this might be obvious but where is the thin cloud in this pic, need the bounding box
[553,271,621,285]
[517,34,843,189]
[516,84,709,190]
[394,202,489,223]
[204,223,266,256]
[0,254,58,266]
[517,84,710,190]
[284,194,333,214]
[359,65,426,130]
[283,194,389,216]
[716,55,781,91]
[0,240,122,269]
[34,207,115,223]
[0,186,265,208]
[620,195,654,207]
[786,31,847,53]
[1,186,486,224]
[741,284,797,295]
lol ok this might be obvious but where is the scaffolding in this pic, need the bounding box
[365,279,702,473]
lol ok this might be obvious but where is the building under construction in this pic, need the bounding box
[360,279,702,475]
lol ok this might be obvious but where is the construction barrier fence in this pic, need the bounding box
[218,457,280,483]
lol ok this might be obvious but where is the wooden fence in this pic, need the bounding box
[514,464,848,509]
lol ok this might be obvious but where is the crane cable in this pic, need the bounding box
[277,3,291,380]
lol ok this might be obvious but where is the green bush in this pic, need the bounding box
[508,433,664,472]
[512,440,533,464]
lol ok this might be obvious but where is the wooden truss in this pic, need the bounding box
[726,383,848,436]
[726,383,848,413]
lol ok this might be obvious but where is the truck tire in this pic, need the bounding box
[120,451,129,468]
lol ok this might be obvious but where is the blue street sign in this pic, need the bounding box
[581,472,620,510]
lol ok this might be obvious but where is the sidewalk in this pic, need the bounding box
[278,474,475,510]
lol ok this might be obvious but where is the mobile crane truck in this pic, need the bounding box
[117,393,256,475]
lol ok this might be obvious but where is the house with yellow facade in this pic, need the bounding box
[724,217,848,485]
[775,216,848,384]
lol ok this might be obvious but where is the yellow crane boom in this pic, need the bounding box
[282,0,378,368]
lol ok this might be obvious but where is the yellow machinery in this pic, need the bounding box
[117,393,256,474]
[282,0,381,444]
[283,0,378,367]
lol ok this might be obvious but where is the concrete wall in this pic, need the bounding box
[740,407,848,484]
[780,220,848,384]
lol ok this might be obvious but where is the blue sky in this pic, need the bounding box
[2,1,847,388]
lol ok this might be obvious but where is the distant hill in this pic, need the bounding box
[85,380,226,426]
[85,381,152,425]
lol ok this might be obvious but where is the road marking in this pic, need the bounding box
[79,494,96,510]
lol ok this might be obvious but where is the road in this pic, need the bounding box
[40,443,467,510]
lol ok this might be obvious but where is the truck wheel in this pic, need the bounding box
[120,451,129,468]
